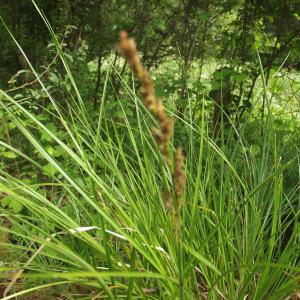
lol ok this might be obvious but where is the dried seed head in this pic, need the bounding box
[117,32,186,225]
[151,127,164,143]
[156,99,165,121]
[164,192,173,210]
[174,146,186,198]
[117,31,173,166]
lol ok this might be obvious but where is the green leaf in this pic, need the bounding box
[1,196,23,213]
[1,196,11,208]
[2,151,17,159]
[43,163,58,177]
[46,145,54,155]
[49,72,59,84]
[9,200,23,213]
[14,94,24,99]
[53,146,65,158]
[64,53,73,63]
[183,243,221,275]
[115,110,124,118]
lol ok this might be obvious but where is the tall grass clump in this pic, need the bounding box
[0,4,299,299]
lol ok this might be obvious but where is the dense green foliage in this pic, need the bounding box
[0,1,299,299]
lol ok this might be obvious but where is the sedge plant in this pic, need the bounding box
[0,2,299,299]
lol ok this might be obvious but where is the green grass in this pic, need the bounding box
[0,3,299,299]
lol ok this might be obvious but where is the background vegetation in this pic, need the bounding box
[0,0,299,299]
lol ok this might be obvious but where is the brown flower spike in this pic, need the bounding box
[117,31,186,223]
[117,31,173,164]
[173,146,186,234]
